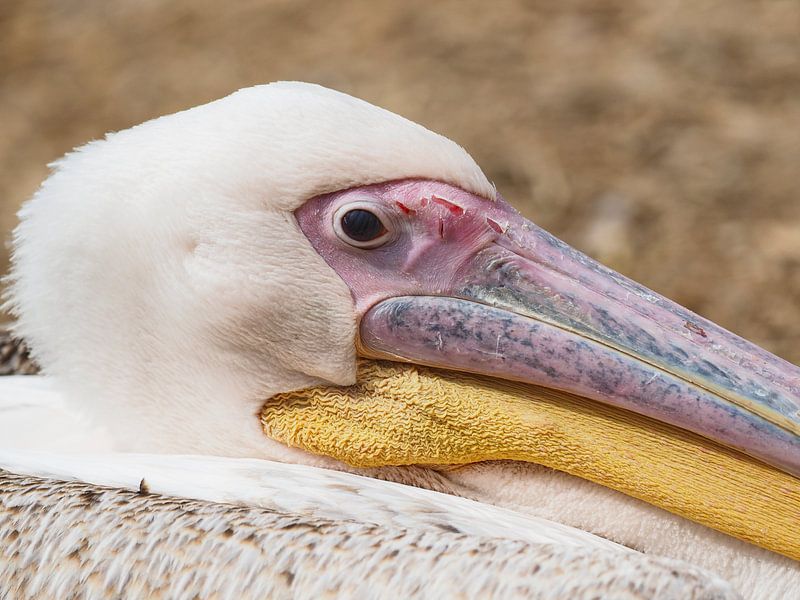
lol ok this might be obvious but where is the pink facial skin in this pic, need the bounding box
[296,179,800,477]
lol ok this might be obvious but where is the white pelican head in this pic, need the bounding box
[7,81,800,479]
[7,83,492,460]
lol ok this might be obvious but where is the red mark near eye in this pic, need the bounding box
[431,195,464,216]
[438,219,445,239]
[395,201,416,215]
[486,217,505,234]
[420,197,429,207]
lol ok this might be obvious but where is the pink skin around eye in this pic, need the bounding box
[295,179,507,313]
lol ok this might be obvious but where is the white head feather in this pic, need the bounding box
[7,82,492,456]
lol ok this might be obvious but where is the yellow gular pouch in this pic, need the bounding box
[261,360,800,560]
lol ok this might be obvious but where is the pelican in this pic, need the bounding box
[1,82,798,598]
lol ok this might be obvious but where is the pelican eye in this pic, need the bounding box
[333,204,391,248]
[341,209,385,241]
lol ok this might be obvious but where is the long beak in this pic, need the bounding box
[358,207,800,477]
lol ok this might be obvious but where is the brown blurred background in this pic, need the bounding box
[1,0,798,363]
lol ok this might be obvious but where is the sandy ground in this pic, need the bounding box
[1,0,798,363]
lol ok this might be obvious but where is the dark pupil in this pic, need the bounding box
[341,209,386,242]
